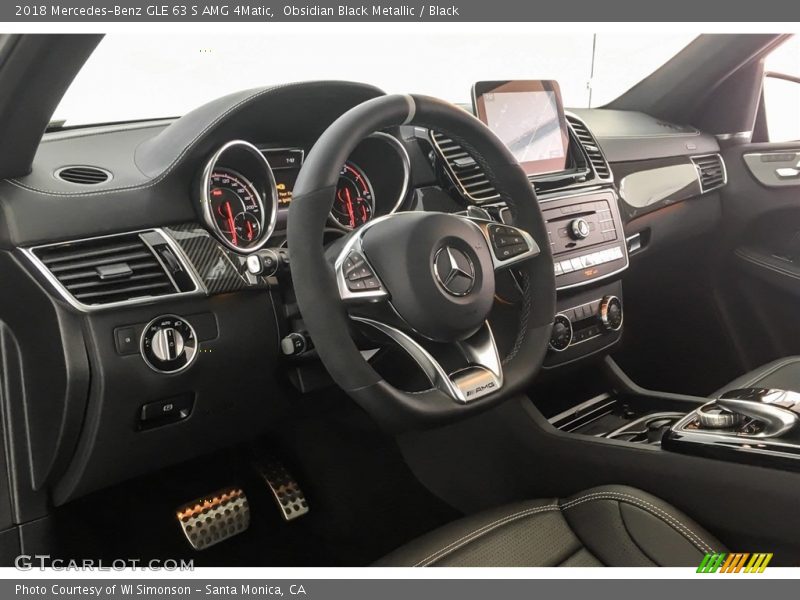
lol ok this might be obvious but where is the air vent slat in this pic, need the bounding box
[32,232,180,307]
[690,154,727,193]
[565,115,611,180]
[55,166,111,185]
[431,132,499,203]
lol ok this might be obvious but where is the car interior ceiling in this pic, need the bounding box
[0,32,799,567]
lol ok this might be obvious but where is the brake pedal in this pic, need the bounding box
[256,459,309,521]
[175,487,250,551]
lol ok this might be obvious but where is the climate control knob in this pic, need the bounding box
[141,315,198,373]
[599,296,623,331]
[549,314,573,352]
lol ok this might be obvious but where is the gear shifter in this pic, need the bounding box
[664,387,800,469]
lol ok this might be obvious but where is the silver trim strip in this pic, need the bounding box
[22,228,204,313]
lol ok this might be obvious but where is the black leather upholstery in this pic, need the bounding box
[713,356,800,397]
[376,485,724,567]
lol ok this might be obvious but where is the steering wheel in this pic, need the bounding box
[287,94,556,431]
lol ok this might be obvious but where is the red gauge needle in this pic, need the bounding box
[343,187,356,228]
[225,201,238,245]
[246,220,254,241]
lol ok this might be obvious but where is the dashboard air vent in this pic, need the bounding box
[55,165,111,185]
[565,115,612,180]
[690,154,727,193]
[32,233,179,306]
[430,131,500,203]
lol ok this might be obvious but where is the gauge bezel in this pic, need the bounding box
[200,140,278,254]
[327,132,411,231]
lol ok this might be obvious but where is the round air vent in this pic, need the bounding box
[55,165,112,185]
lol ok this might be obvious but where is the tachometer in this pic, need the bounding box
[331,162,375,230]
[208,169,263,248]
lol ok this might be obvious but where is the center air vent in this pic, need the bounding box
[31,232,183,307]
[690,154,727,193]
[431,131,500,203]
[55,165,112,185]
[565,115,612,180]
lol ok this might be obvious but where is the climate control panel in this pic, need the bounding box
[544,281,624,368]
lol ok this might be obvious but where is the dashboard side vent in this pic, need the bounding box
[32,232,179,306]
[565,115,612,180]
[690,154,727,193]
[430,131,500,203]
[55,165,112,185]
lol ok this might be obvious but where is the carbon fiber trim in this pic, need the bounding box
[165,224,268,295]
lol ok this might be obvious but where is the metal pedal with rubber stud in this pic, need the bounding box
[175,487,250,551]
[256,460,309,521]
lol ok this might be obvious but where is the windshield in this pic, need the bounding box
[53,31,697,126]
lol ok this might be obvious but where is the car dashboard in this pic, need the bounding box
[0,80,727,512]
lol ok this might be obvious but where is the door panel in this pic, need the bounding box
[717,142,800,370]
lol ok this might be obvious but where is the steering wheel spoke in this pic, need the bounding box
[334,228,390,304]
[461,216,541,270]
[351,317,503,404]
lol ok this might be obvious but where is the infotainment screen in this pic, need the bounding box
[472,80,569,177]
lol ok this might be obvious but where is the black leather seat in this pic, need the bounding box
[713,356,800,397]
[377,485,724,567]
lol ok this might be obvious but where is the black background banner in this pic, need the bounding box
[4,0,800,22]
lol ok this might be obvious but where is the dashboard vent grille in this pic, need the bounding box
[32,233,179,306]
[690,154,727,193]
[565,115,611,180]
[55,166,111,185]
[430,131,500,203]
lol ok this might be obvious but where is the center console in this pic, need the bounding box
[530,190,629,368]
[542,357,800,473]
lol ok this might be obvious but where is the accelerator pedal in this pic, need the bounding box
[256,459,309,521]
[175,487,250,551]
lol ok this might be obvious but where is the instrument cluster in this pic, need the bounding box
[198,133,411,252]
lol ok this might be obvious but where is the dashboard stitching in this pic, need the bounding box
[5,83,303,198]
[37,121,172,144]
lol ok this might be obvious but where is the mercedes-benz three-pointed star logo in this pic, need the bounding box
[434,246,476,296]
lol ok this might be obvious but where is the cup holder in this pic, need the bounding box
[604,412,686,445]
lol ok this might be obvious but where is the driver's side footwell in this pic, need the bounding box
[48,400,460,567]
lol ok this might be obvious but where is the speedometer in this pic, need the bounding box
[200,140,279,253]
[331,162,375,230]
[208,169,263,248]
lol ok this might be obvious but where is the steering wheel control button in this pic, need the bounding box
[487,224,532,261]
[549,314,573,352]
[434,246,476,296]
[141,315,198,373]
[343,251,383,293]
